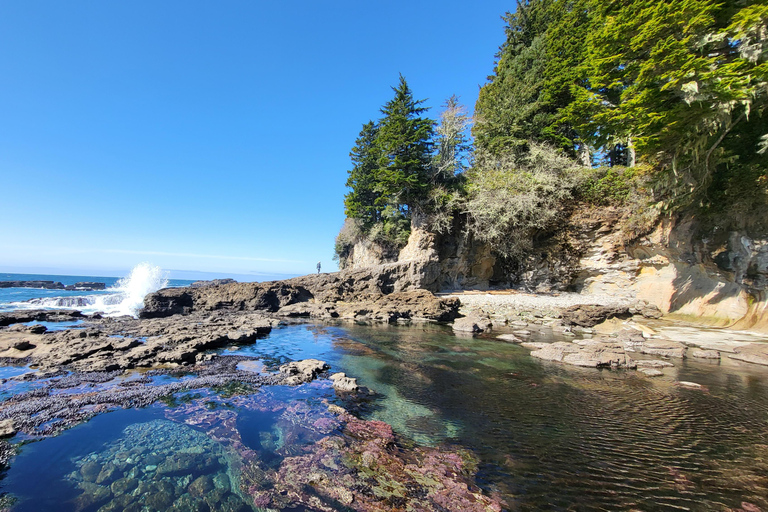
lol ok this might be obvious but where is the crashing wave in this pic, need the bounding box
[17,263,169,318]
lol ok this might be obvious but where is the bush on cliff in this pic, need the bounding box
[463,143,582,258]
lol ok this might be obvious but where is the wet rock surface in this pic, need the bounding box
[0,356,288,436]
[0,312,275,372]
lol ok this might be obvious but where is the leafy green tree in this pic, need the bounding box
[572,0,768,205]
[344,120,382,226]
[375,74,435,213]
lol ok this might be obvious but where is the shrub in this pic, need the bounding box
[464,143,582,258]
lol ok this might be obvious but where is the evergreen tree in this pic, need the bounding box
[573,0,768,204]
[344,120,382,226]
[474,0,590,157]
[375,74,435,213]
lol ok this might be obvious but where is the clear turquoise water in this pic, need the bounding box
[1,322,768,511]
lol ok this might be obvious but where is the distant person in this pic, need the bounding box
[317,261,321,274]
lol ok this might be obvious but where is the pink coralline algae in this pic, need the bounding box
[242,412,504,511]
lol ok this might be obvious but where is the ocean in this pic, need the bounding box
[0,263,194,317]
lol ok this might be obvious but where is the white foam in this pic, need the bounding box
[15,263,169,318]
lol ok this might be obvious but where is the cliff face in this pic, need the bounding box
[339,208,768,331]
[341,215,498,292]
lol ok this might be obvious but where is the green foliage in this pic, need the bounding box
[477,0,767,216]
[375,74,435,211]
[475,0,591,158]
[333,218,364,262]
[579,167,640,206]
[344,121,383,225]
[572,0,768,206]
[464,143,582,258]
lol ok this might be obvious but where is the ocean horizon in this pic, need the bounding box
[0,265,299,316]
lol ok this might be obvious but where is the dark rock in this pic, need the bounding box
[0,309,84,327]
[188,475,214,497]
[64,282,107,291]
[12,340,34,351]
[95,463,119,484]
[26,324,47,335]
[561,304,631,327]
[80,460,102,482]
[190,279,237,288]
[111,477,138,495]
[145,490,175,509]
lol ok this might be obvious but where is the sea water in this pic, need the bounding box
[0,323,767,510]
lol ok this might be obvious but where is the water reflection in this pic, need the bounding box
[1,322,767,511]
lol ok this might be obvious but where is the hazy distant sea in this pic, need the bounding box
[0,265,194,316]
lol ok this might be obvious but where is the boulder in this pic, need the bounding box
[637,340,687,359]
[561,305,630,327]
[691,349,720,360]
[280,359,329,385]
[529,341,635,369]
[638,368,664,377]
[0,419,16,438]
[329,372,359,392]
[452,313,492,333]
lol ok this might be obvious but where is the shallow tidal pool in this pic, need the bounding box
[2,322,768,511]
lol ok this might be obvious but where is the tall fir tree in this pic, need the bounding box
[375,74,435,214]
[344,120,382,226]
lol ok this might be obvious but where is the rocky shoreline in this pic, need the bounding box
[1,266,768,511]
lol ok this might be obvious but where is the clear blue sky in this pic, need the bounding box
[0,1,510,280]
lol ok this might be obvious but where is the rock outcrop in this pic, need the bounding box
[0,312,275,371]
[341,206,768,332]
[140,269,461,323]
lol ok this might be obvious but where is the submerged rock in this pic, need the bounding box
[244,411,503,511]
[529,341,636,369]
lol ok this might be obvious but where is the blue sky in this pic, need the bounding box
[0,1,510,280]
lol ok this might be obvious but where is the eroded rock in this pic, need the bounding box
[279,359,329,385]
[329,372,359,392]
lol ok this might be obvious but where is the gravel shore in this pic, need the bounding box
[440,290,631,317]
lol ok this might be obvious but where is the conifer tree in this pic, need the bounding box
[375,74,435,213]
[344,121,382,226]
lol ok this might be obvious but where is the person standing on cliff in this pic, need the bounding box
[317,262,321,274]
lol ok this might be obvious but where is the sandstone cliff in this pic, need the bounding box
[339,208,768,332]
